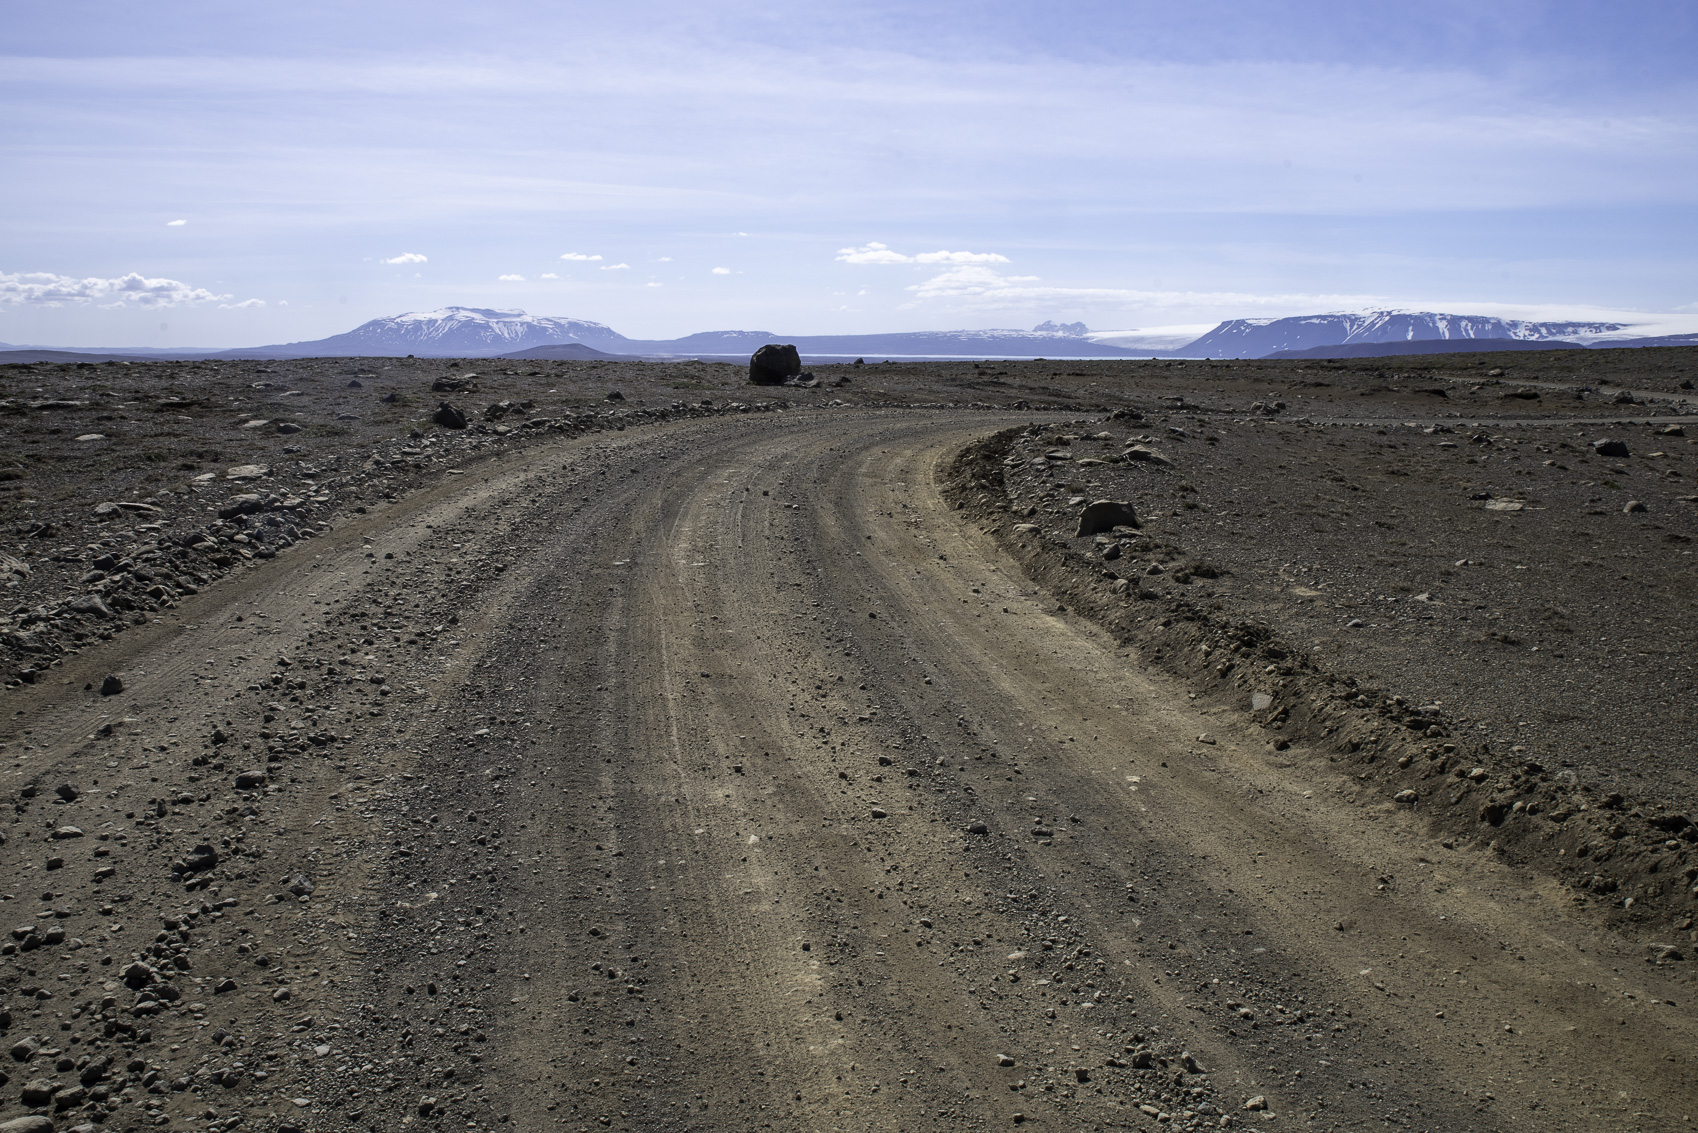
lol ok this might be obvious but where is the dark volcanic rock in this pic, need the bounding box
[749,344,802,385]
[1076,500,1140,536]
[433,402,468,429]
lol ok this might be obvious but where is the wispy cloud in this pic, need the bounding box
[382,252,427,264]
[711,266,730,275]
[540,272,559,279]
[498,273,525,281]
[0,269,235,308]
[837,242,1009,265]
[219,298,266,309]
[165,219,187,227]
[559,252,602,261]
[600,262,630,270]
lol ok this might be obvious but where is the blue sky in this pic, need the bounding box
[2,0,1694,347]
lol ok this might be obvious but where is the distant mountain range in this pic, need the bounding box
[3,306,1695,364]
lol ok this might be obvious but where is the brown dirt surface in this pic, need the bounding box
[1,346,1696,1133]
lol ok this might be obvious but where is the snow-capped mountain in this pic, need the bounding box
[1179,310,1628,359]
[237,306,632,357]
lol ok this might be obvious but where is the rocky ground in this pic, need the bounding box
[0,346,1694,1133]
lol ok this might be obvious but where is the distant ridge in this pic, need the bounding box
[4,306,1694,363]
[1265,338,1588,360]
[1185,310,1627,360]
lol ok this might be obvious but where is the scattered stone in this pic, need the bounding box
[433,402,468,429]
[1624,500,1648,514]
[1593,438,1631,458]
[1244,1096,1268,1111]
[967,822,990,835]
[234,770,267,790]
[275,422,302,434]
[19,1078,55,1106]
[1075,500,1140,536]
[1121,445,1172,466]
[286,872,316,897]
[0,1116,57,1133]
[174,844,219,874]
[225,464,269,480]
[869,808,888,819]
[1394,789,1418,804]
[98,674,123,696]
[53,783,78,802]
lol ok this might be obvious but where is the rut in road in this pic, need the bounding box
[6,411,1693,1133]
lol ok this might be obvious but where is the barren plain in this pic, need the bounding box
[0,347,1695,1133]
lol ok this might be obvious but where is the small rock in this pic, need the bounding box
[1198,733,1216,745]
[275,422,302,435]
[51,827,83,840]
[287,872,315,897]
[1121,445,1172,466]
[869,808,888,820]
[967,822,990,835]
[19,1078,55,1106]
[1394,789,1418,805]
[174,844,219,874]
[996,1054,1015,1067]
[1075,500,1140,536]
[1624,499,1648,514]
[1244,1096,1268,1111]
[53,783,78,802]
[0,1116,57,1133]
[234,770,266,790]
[98,674,123,696]
[1593,438,1631,458]
[214,978,237,994]
[433,402,468,429]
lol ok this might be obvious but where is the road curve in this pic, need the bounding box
[5,409,1694,1133]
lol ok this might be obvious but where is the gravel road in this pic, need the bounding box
[3,408,1696,1133]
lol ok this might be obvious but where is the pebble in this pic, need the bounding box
[98,674,124,696]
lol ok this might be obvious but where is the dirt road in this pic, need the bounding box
[4,410,1695,1133]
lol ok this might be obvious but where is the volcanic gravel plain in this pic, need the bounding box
[0,347,1695,1133]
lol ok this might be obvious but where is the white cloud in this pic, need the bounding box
[0,269,233,308]
[600,262,630,270]
[540,272,559,279]
[382,252,427,264]
[559,252,602,261]
[165,219,187,227]
[657,256,673,262]
[837,241,1009,265]
[711,266,730,275]
[219,298,266,309]
[498,273,526,281]
[646,281,662,287]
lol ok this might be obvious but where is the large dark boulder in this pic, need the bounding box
[749,344,802,385]
[433,402,468,429]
